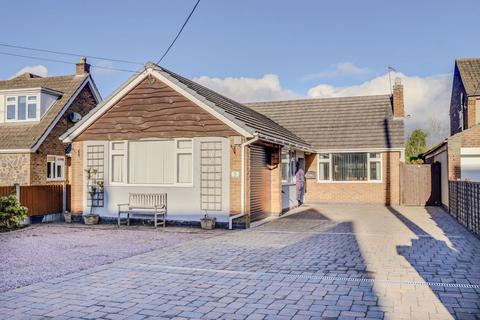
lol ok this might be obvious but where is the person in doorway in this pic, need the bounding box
[295,161,305,206]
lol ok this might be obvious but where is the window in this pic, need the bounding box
[318,152,382,182]
[176,139,193,184]
[318,154,330,181]
[281,150,296,184]
[5,95,37,121]
[47,156,65,180]
[110,139,194,185]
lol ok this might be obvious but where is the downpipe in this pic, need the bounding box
[229,135,259,229]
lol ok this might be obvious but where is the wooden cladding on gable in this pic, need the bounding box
[77,77,237,141]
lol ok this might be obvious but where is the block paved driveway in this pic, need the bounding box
[1,205,479,320]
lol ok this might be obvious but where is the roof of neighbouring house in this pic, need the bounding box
[456,58,480,96]
[246,95,405,150]
[0,73,97,151]
[62,63,313,150]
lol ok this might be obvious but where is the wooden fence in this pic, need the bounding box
[0,184,68,217]
[400,163,441,206]
[449,181,480,237]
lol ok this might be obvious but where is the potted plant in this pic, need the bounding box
[200,213,216,230]
[83,168,101,225]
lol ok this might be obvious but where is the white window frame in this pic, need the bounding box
[109,141,128,185]
[281,149,296,185]
[5,95,38,122]
[108,139,194,187]
[317,152,383,183]
[47,155,65,181]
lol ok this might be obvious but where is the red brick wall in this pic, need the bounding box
[304,151,401,205]
[447,125,480,180]
[229,137,243,215]
[30,85,97,185]
[69,141,84,214]
[270,148,282,216]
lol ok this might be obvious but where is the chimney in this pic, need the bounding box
[392,77,404,118]
[76,57,90,75]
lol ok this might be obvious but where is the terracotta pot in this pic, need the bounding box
[200,217,216,230]
[83,214,99,225]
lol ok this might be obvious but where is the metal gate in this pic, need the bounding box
[250,145,271,222]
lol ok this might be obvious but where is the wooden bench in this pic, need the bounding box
[117,193,167,228]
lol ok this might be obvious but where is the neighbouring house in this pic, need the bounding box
[425,58,480,208]
[61,63,405,227]
[0,58,101,186]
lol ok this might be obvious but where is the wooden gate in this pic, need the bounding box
[400,163,441,206]
[19,185,64,216]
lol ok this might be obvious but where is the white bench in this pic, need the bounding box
[117,193,167,228]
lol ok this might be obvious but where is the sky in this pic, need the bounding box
[1,0,479,146]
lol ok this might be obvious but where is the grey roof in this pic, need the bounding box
[246,95,405,150]
[63,63,312,150]
[0,73,89,150]
[457,58,480,96]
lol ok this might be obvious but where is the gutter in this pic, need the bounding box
[229,135,259,229]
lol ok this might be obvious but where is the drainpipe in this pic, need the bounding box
[229,135,259,229]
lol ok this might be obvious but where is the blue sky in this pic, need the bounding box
[1,0,479,144]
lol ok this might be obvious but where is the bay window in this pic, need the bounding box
[109,139,193,185]
[5,95,37,121]
[317,152,382,182]
[47,155,65,180]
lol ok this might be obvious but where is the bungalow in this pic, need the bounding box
[61,63,405,227]
[0,58,100,186]
[425,58,480,208]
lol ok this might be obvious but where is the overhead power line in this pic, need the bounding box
[0,51,138,73]
[157,0,201,64]
[0,42,143,66]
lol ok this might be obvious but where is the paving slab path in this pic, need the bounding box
[0,205,479,320]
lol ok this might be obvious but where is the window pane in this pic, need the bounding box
[319,162,330,180]
[319,154,329,159]
[56,164,63,179]
[112,142,124,150]
[129,140,174,184]
[18,96,26,120]
[370,153,381,159]
[28,96,36,101]
[370,161,381,181]
[177,140,192,149]
[177,153,192,183]
[27,103,36,119]
[111,155,124,182]
[332,153,367,181]
[47,162,52,179]
[7,105,15,120]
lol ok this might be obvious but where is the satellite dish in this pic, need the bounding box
[68,112,82,123]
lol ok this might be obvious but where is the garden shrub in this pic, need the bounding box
[0,194,28,229]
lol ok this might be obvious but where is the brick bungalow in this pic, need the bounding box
[425,58,480,207]
[61,63,405,227]
[0,58,100,186]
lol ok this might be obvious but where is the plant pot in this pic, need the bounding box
[64,212,72,223]
[83,214,99,225]
[200,217,216,230]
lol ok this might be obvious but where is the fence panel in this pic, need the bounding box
[449,181,480,237]
[400,164,440,206]
[19,185,64,216]
[0,186,14,197]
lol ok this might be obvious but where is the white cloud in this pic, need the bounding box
[193,74,301,102]
[11,65,48,78]
[308,72,452,145]
[194,71,452,146]
[302,62,376,81]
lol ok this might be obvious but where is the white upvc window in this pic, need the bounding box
[47,155,65,181]
[281,149,296,184]
[5,95,37,122]
[317,152,382,183]
[109,139,194,186]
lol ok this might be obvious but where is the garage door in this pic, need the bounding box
[250,145,271,222]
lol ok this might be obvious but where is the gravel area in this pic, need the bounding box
[0,223,213,292]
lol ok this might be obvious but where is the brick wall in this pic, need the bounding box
[30,85,97,185]
[270,147,282,216]
[304,151,401,205]
[447,125,480,180]
[70,141,84,214]
[0,153,30,185]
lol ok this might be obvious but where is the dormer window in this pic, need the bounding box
[5,95,37,121]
